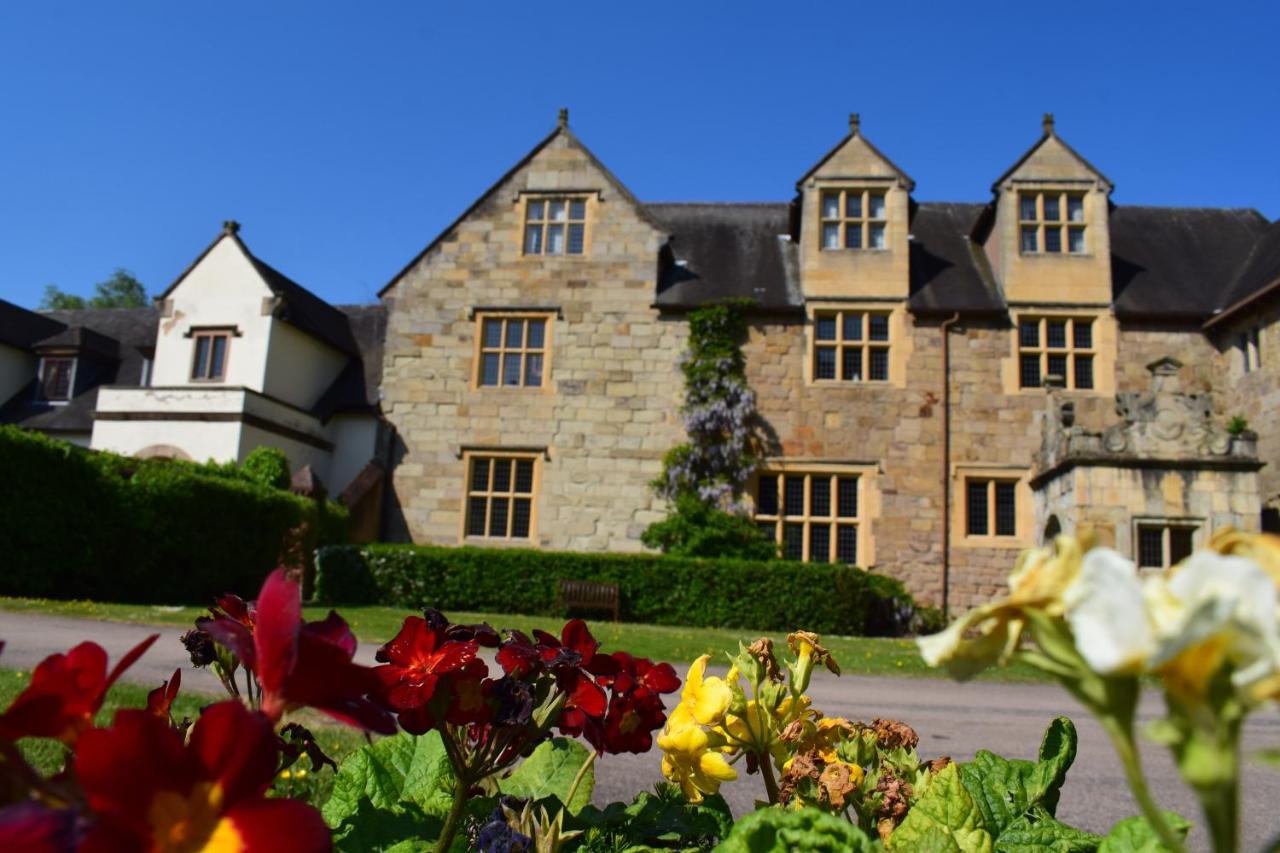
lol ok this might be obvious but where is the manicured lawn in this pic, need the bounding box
[0,595,1047,683]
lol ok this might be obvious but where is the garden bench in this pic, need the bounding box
[556,579,620,622]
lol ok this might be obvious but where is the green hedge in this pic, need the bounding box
[0,426,347,603]
[314,542,928,637]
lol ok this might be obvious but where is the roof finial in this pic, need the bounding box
[1042,113,1055,135]
[848,112,860,136]
[222,220,240,236]
[557,107,569,129]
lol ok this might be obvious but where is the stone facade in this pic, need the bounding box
[376,114,1278,610]
[380,131,686,551]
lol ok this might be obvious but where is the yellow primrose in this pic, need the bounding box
[919,536,1084,678]
[657,724,738,803]
[670,654,733,729]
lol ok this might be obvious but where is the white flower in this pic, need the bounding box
[1063,548,1155,675]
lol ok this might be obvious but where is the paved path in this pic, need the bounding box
[2,611,1278,851]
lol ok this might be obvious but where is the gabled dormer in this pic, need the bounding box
[983,114,1114,305]
[152,221,352,410]
[796,114,914,300]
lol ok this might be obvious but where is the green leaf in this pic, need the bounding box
[577,785,733,850]
[1096,813,1191,852]
[959,717,1077,837]
[498,736,594,814]
[714,806,878,852]
[889,762,994,852]
[995,806,1101,852]
[321,730,458,852]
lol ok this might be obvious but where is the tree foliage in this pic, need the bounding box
[40,268,148,310]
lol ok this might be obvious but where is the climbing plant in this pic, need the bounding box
[644,299,773,558]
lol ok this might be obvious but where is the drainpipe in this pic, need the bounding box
[940,313,960,621]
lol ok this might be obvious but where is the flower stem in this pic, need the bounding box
[758,751,780,805]
[434,770,470,853]
[1099,716,1187,853]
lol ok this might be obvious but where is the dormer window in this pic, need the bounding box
[820,189,887,250]
[191,331,229,381]
[523,197,587,256]
[37,357,76,402]
[1019,191,1086,254]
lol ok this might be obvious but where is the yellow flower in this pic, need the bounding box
[918,536,1084,678]
[669,655,732,730]
[658,724,737,803]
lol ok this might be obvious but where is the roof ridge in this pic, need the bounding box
[644,201,788,207]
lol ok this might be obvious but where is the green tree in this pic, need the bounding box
[40,268,148,310]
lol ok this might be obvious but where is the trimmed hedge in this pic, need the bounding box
[315,543,929,637]
[0,426,347,603]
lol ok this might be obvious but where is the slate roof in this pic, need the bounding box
[0,307,157,434]
[1206,220,1280,328]
[0,299,64,350]
[1110,206,1268,320]
[649,203,800,312]
[312,304,387,419]
[248,254,360,356]
[907,203,1004,315]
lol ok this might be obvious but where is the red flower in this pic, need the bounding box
[600,652,681,697]
[533,621,617,719]
[202,569,394,733]
[0,635,157,745]
[76,700,331,852]
[601,688,670,754]
[146,669,182,723]
[374,616,480,734]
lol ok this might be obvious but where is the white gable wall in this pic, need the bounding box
[152,238,274,390]
[325,414,380,495]
[0,343,35,406]
[263,321,348,410]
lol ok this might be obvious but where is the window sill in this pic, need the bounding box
[818,247,891,254]
[519,253,589,261]
[954,534,1031,549]
[1015,386,1100,395]
[809,378,892,386]
[1017,252,1093,259]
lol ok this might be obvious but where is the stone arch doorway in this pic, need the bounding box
[135,444,192,461]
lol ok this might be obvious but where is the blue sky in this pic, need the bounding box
[1,1,1276,308]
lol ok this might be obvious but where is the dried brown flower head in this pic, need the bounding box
[746,637,784,683]
[787,631,841,676]
[865,717,919,751]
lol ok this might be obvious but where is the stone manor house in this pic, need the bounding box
[4,112,1280,610]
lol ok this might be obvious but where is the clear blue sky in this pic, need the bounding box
[1,1,1276,308]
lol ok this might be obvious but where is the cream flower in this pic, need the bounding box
[1062,548,1155,675]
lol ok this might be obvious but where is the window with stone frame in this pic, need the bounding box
[1238,326,1262,374]
[819,188,888,251]
[1017,315,1096,390]
[190,331,230,382]
[37,357,76,402]
[964,477,1019,538]
[475,313,551,388]
[812,310,891,382]
[464,453,538,541]
[1136,520,1198,570]
[523,196,587,256]
[754,470,862,564]
[1019,191,1087,254]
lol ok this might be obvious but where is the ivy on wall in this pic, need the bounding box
[644,299,773,559]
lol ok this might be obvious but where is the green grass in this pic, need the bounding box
[0,667,367,806]
[0,595,1048,682]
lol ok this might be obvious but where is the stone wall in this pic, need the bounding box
[380,132,686,551]
[1213,302,1280,507]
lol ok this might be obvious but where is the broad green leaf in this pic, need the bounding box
[995,806,1100,852]
[498,737,594,814]
[715,806,877,852]
[321,730,457,843]
[959,717,1077,837]
[889,762,994,852]
[576,785,733,850]
[1096,812,1191,853]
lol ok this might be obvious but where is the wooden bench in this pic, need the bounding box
[556,579,620,622]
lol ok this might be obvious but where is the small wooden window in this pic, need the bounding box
[1018,316,1095,390]
[1239,327,1262,373]
[820,189,887,250]
[1136,521,1197,570]
[1019,191,1087,254]
[754,471,861,563]
[965,478,1019,538]
[524,197,587,256]
[476,314,551,388]
[37,357,76,402]
[812,310,891,382]
[465,453,538,540]
[191,332,230,381]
